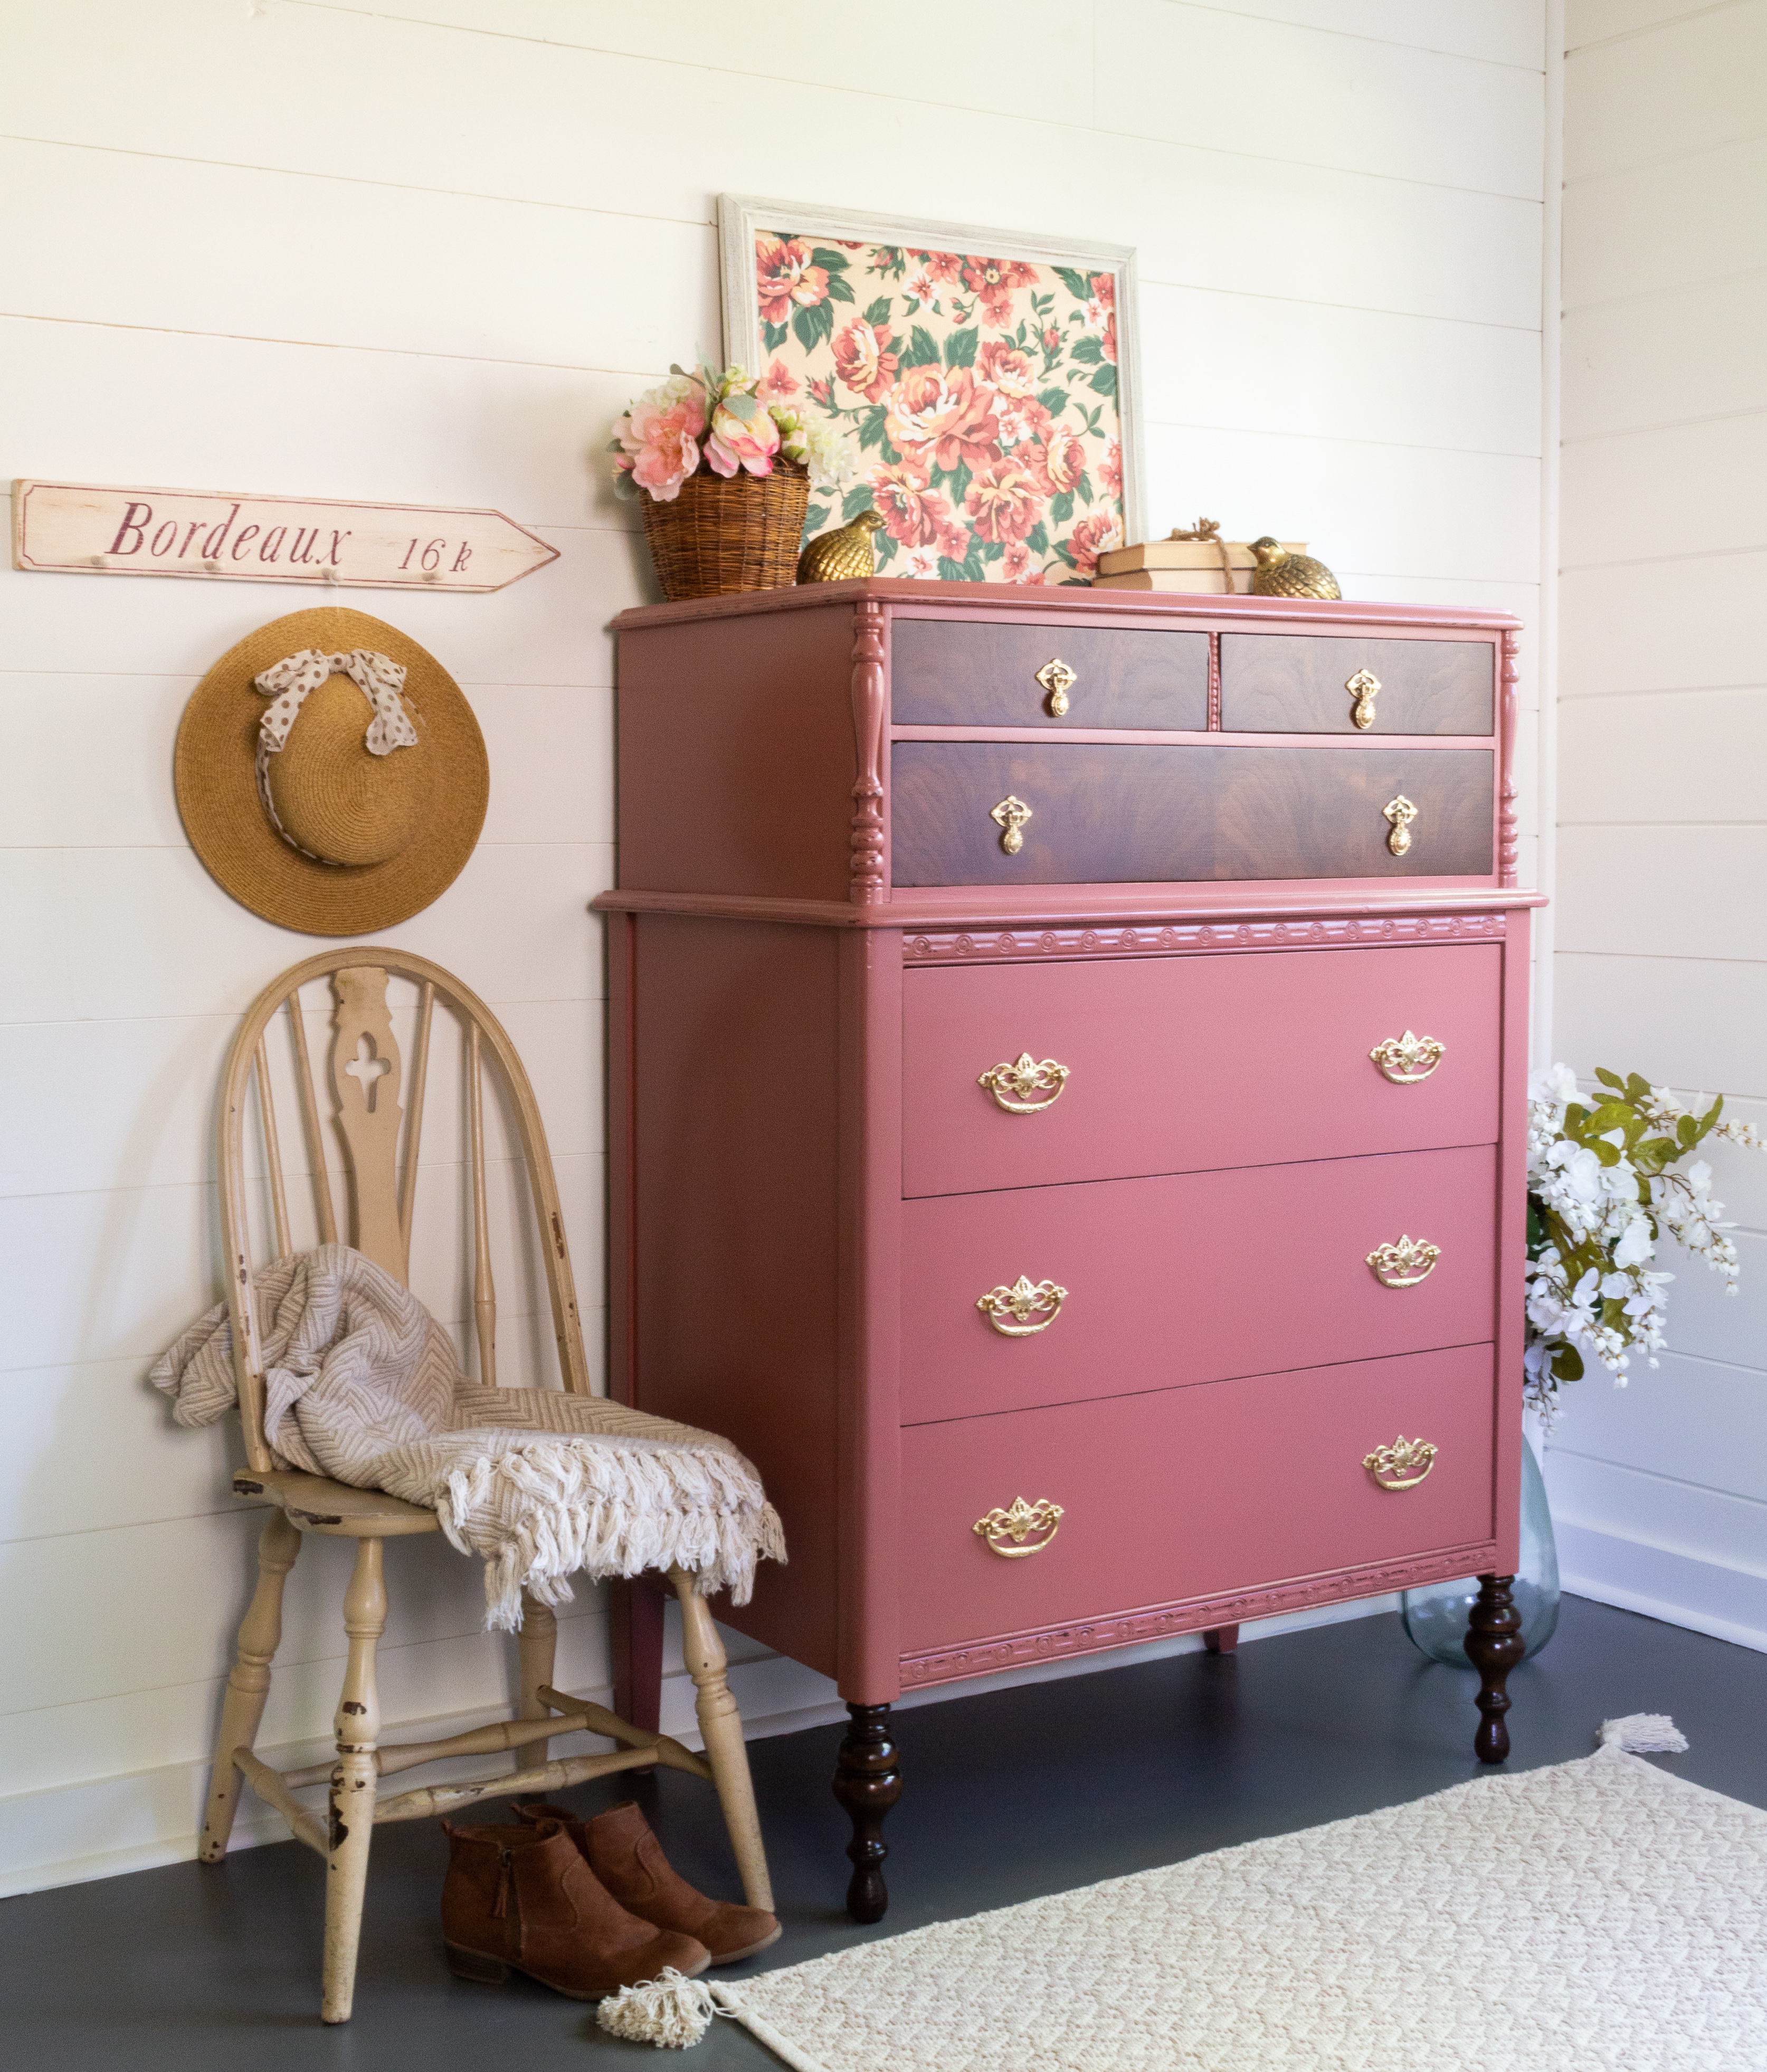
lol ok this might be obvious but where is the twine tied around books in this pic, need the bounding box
[1170,517,1235,593]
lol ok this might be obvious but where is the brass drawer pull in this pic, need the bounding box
[991,794,1032,854]
[1366,1235,1440,1288]
[1383,794,1417,857]
[1346,668,1381,729]
[1363,1436,1438,1491]
[1036,658,1077,717]
[977,1053,1070,1114]
[974,1495,1064,1556]
[1369,1031,1445,1084]
[977,1275,1067,1335]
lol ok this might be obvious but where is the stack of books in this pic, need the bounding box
[1093,536,1308,594]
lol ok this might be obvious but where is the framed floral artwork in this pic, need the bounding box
[718,195,1142,585]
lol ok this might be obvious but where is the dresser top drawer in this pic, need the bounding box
[892,617,1209,730]
[1221,633,1495,736]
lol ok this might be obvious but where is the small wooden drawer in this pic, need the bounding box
[891,618,1210,730]
[903,942,1500,1198]
[890,742,1494,885]
[901,1144,1496,1425]
[1220,635,1494,735]
[899,1344,1496,1656]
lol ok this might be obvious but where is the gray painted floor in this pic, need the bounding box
[4,1595,1762,2068]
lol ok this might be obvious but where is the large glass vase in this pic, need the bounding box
[1400,1434,1561,1664]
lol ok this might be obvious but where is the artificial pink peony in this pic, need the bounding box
[615,383,708,501]
[704,394,782,478]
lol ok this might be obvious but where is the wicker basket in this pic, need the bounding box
[640,460,811,601]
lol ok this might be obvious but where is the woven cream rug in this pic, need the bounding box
[708,1740,1767,2070]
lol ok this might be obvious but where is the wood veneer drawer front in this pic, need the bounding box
[901,1145,1495,1424]
[903,943,1500,1198]
[898,1344,1496,1655]
[1220,635,1495,735]
[891,619,1209,730]
[889,743,1494,885]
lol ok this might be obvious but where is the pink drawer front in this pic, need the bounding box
[899,1344,1496,1657]
[902,944,1500,1199]
[901,1145,1495,1424]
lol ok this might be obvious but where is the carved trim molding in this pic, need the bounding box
[904,911,1507,964]
[849,600,888,905]
[898,1541,1497,1688]
[1498,626,1521,889]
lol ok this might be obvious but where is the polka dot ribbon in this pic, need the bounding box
[251,648,419,862]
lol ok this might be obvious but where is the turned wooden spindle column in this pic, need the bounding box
[833,1702,902,1924]
[1465,1572,1525,1764]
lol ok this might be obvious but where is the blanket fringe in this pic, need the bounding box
[1599,1713,1689,1754]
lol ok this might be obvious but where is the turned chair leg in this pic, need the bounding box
[517,1592,558,1771]
[833,1702,902,1926]
[1465,1572,1524,1765]
[200,1507,303,1863]
[669,1567,773,1914]
[322,1537,387,2025]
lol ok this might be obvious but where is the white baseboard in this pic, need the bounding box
[1556,1518,1767,1657]
[0,1592,1395,1898]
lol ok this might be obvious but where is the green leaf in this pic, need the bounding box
[1591,1138,1622,1167]
[944,327,979,369]
[1594,1068,1625,1090]
[857,403,889,452]
[1070,335,1104,365]
[1077,470,1094,507]
[1054,266,1094,300]
[721,391,757,421]
[1026,521,1049,554]
[810,246,851,273]
[1678,1114,1700,1147]
[940,459,973,510]
[901,325,942,370]
[841,483,876,524]
[825,272,855,306]
[873,531,898,568]
[793,300,834,354]
[1089,363,1118,397]
[864,296,893,326]
[1551,1345,1585,1383]
[978,537,1004,562]
[763,319,788,353]
[1038,387,1070,417]
[1050,489,1075,526]
[1052,539,1078,569]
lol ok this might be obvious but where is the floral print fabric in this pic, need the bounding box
[754,232,1126,584]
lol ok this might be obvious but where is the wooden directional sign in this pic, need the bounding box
[11,480,559,594]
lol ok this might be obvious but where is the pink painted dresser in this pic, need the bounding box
[595,581,1543,1920]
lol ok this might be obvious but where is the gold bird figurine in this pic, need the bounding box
[1249,536,1341,600]
[797,508,886,584]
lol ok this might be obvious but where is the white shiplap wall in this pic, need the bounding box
[0,0,1548,1893]
[1545,0,1767,1648]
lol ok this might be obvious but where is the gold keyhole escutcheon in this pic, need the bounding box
[1346,668,1381,729]
[1382,794,1418,857]
[1363,1437,1437,1491]
[1036,658,1077,717]
[1369,1032,1445,1085]
[974,1496,1064,1556]
[991,795,1032,855]
[978,1053,1070,1114]
[976,1275,1067,1335]
[1366,1235,1440,1288]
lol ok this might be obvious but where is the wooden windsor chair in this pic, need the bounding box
[200,949,773,2024]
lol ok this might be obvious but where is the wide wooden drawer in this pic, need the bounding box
[903,943,1499,1198]
[1220,634,1494,735]
[899,1344,1496,1655]
[891,619,1210,730]
[900,1145,1495,1424]
[890,742,1494,885]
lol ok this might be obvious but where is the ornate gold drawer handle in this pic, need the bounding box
[1363,1436,1438,1491]
[1346,668,1381,730]
[1369,1031,1446,1085]
[1382,794,1417,857]
[974,1495,1065,1556]
[976,1275,1067,1335]
[977,1053,1071,1114]
[1036,657,1076,717]
[1366,1234,1440,1288]
[991,794,1032,855]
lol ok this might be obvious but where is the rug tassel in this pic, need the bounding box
[1599,1712,1689,1754]
[597,1969,722,2049]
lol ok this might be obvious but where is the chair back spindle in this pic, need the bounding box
[254,1036,292,1260]
[467,1021,499,1386]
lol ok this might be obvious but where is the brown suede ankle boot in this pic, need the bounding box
[517,1800,781,1964]
[442,1817,710,1998]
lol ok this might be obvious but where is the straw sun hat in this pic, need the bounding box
[174,606,489,936]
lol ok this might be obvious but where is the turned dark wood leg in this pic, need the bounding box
[833,1701,901,1924]
[611,1575,665,1736]
[1465,1572,1524,1764]
[1202,1624,1239,1655]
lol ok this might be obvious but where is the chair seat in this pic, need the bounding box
[233,1468,440,1538]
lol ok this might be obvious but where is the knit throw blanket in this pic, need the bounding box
[150,1245,785,1630]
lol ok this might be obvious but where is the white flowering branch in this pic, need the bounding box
[1525,1063,1765,1420]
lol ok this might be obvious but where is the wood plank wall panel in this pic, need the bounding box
[0,0,1546,1892]
[1549,0,1767,1652]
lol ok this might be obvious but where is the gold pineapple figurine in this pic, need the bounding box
[1248,535,1341,600]
[797,508,886,584]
